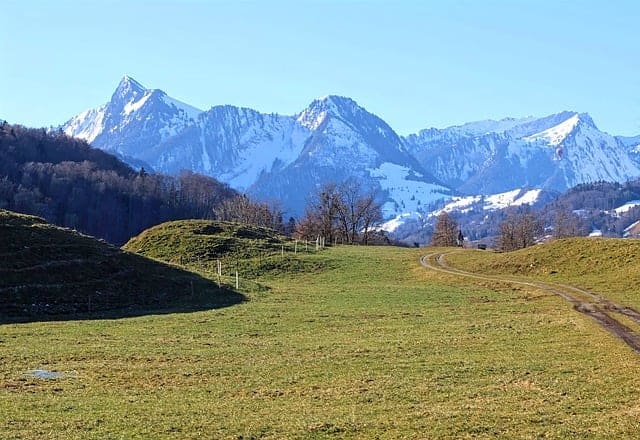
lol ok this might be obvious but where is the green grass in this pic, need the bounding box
[2,243,640,438]
[447,238,640,308]
[123,219,329,278]
[0,210,241,319]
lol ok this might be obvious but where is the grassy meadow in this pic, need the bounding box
[2,239,640,438]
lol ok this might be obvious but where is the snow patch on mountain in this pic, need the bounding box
[380,188,543,233]
[437,116,540,137]
[296,96,344,130]
[218,121,309,189]
[369,163,450,217]
[379,212,422,232]
[200,135,213,173]
[122,92,151,115]
[624,220,640,237]
[613,200,640,215]
[162,95,202,121]
[64,105,106,143]
[484,189,542,209]
[433,188,543,215]
[524,114,579,145]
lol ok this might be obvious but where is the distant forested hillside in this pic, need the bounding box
[546,180,640,211]
[0,122,236,244]
[540,180,640,236]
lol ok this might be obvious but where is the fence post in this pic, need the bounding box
[235,270,239,290]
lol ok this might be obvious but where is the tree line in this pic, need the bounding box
[0,122,236,244]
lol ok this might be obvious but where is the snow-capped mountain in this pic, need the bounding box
[63,76,640,222]
[405,111,640,194]
[248,95,452,217]
[64,76,202,158]
[142,105,310,190]
[64,78,451,217]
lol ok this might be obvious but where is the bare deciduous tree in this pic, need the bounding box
[498,211,542,251]
[430,211,459,247]
[295,181,383,244]
[213,195,284,231]
[553,208,584,239]
[359,193,383,245]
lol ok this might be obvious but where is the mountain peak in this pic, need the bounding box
[317,94,357,106]
[297,95,363,130]
[113,75,147,103]
[119,75,145,90]
[308,95,360,115]
[538,111,596,130]
[521,111,599,146]
[576,112,597,129]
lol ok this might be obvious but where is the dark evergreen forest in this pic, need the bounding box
[0,122,236,244]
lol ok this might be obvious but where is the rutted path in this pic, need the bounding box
[421,252,640,354]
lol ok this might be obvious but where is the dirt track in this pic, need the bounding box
[420,252,640,354]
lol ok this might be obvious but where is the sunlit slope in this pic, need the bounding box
[447,238,640,306]
[123,220,328,278]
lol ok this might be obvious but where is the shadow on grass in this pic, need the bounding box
[0,252,247,325]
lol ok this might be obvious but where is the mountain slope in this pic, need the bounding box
[248,95,452,217]
[405,112,640,194]
[64,76,203,158]
[149,105,309,189]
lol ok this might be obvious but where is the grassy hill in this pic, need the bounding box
[447,237,640,306]
[0,210,242,320]
[123,219,328,278]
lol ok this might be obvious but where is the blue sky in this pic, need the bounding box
[2,0,639,135]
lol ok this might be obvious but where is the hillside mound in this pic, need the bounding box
[0,210,242,320]
[461,238,639,275]
[123,220,287,262]
[449,237,640,296]
[123,220,327,277]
